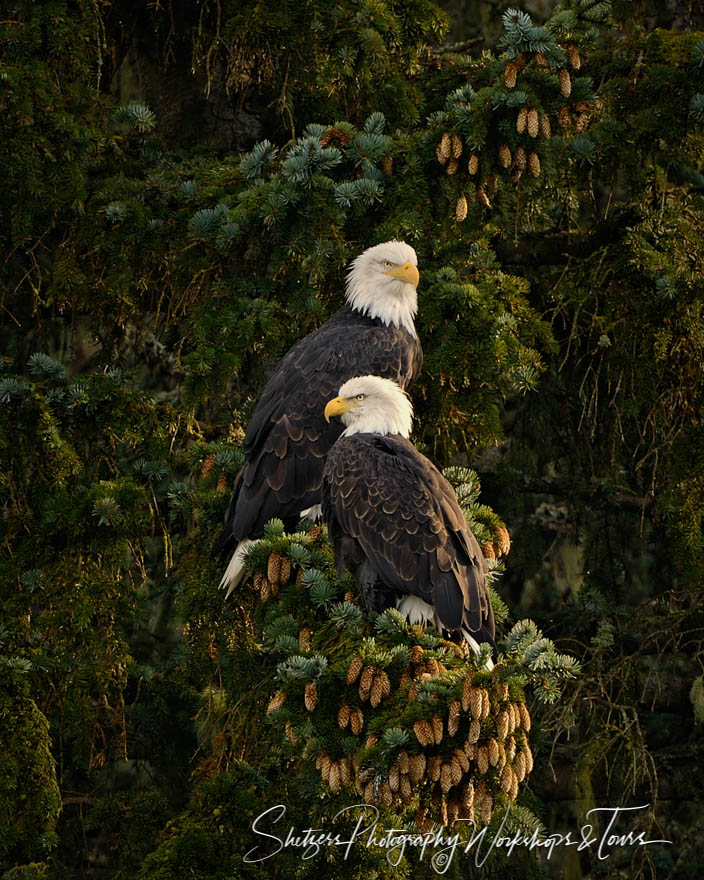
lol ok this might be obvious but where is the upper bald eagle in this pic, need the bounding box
[216,241,422,595]
[322,375,495,656]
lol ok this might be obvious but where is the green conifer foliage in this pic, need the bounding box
[2,0,704,877]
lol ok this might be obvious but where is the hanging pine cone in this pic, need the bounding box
[380,781,393,808]
[504,61,517,89]
[285,721,298,744]
[432,714,444,744]
[462,780,475,812]
[567,42,581,70]
[216,473,228,493]
[524,742,534,773]
[498,143,512,169]
[381,154,393,175]
[446,157,459,175]
[514,750,527,782]
[398,751,409,775]
[338,704,351,729]
[575,113,588,133]
[478,788,493,825]
[451,133,463,158]
[514,146,527,174]
[340,757,352,787]
[299,627,312,652]
[468,153,479,176]
[500,764,514,794]
[528,152,541,177]
[409,753,426,784]
[267,553,283,586]
[467,685,481,719]
[448,700,461,736]
[480,688,491,719]
[389,762,400,792]
[495,527,511,557]
[414,719,434,746]
[359,665,375,702]
[439,131,452,160]
[455,195,468,223]
[477,746,489,775]
[379,671,391,698]
[321,127,350,148]
[464,740,477,761]
[527,108,539,138]
[535,52,548,68]
[425,657,441,676]
[320,754,331,782]
[428,755,442,782]
[511,702,522,732]
[410,645,424,665]
[517,106,528,134]
[488,737,500,767]
[482,541,497,560]
[450,753,463,785]
[259,577,272,602]
[439,798,449,827]
[304,682,318,712]
[539,113,551,139]
[497,710,510,741]
[329,761,341,793]
[400,774,412,803]
[558,105,570,129]
[347,655,363,685]
[497,742,507,769]
[200,453,216,479]
[279,556,291,584]
[370,673,385,708]
[363,780,374,803]
[510,773,519,801]
[436,143,448,165]
[462,676,474,712]
[476,186,491,209]
[519,702,531,732]
[506,735,517,763]
[559,68,572,98]
[456,747,470,774]
[350,707,364,735]
[440,762,453,794]
[365,733,378,749]
[267,690,287,714]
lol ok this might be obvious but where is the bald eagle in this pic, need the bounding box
[322,375,495,656]
[216,241,422,595]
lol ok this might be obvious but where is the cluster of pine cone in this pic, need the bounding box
[253,551,294,601]
[299,646,533,827]
[438,40,589,220]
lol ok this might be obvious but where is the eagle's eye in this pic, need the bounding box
[382,260,393,268]
[355,394,365,401]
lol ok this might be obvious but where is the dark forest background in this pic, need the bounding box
[2,1,704,878]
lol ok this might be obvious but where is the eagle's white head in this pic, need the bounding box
[345,241,419,337]
[324,375,413,438]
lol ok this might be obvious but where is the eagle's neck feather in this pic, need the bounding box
[345,278,417,338]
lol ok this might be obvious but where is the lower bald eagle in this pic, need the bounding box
[215,241,422,596]
[322,375,495,656]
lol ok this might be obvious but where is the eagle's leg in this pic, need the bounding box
[356,560,395,615]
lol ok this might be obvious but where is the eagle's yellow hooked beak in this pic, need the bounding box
[324,396,353,423]
[384,262,419,288]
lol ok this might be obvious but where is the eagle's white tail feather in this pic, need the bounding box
[395,594,494,669]
[220,539,256,598]
[299,504,323,521]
